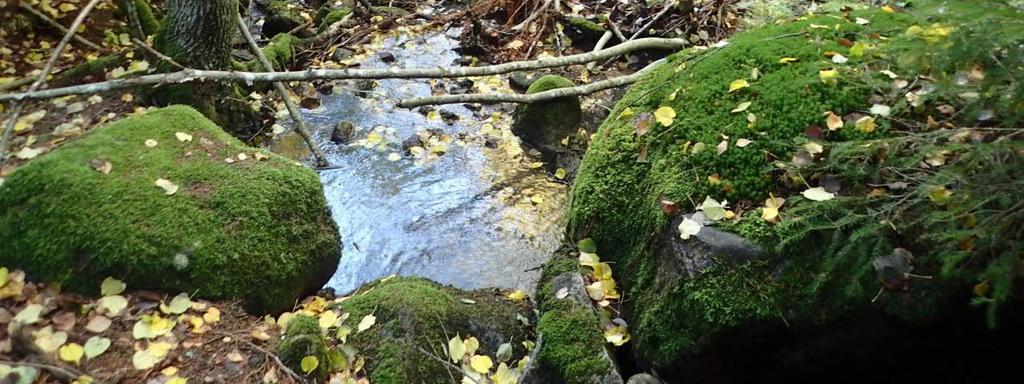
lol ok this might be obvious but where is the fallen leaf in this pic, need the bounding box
[91,159,113,174]
[448,336,466,362]
[869,104,891,116]
[677,217,702,240]
[14,147,42,160]
[802,187,835,201]
[144,139,158,148]
[698,196,727,221]
[203,307,221,324]
[854,116,876,133]
[356,314,376,333]
[507,290,528,301]
[654,106,676,127]
[778,57,798,64]
[736,138,752,148]
[85,316,112,333]
[761,195,786,223]
[470,355,493,374]
[154,178,179,195]
[819,69,839,86]
[825,111,843,130]
[554,287,569,299]
[175,132,193,142]
[554,168,567,180]
[728,79,749,92]
[927,185,952,204]
[33,326,68,352]
[97,295,128,315]
[731,101,751,113]
[59,343,84,365]
[604,323,630,346]
[161,293,191,315]
[15,304,44,324]
[716,140,728,155]
[83,336,111,359]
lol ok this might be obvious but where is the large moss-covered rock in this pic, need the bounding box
[569,4,1024,377]
[512,75,582,155]
[0,106,340,313]
[278,314,332,380]
[335,277,534,384]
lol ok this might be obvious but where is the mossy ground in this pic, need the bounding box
[334,277,534,384]
[0,106,340,313]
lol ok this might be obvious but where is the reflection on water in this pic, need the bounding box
[272,27,568,295]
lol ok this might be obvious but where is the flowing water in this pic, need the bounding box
[273,26,569,295]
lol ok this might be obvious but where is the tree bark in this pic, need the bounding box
[157,0,237,70]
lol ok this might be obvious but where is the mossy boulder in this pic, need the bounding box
[262,0,307,38]
[335,277,534,384]
[0,106,340,313]
[511,75,582,161]
[568,4,1024,377]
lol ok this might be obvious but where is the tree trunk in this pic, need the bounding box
[151,0,260,138]
[157,0,237,70]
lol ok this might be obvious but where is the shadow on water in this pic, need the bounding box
[273,27,568,295]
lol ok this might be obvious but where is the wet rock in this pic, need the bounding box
[401,135,423,152]
[484,136,501,149]
[511,75,582,173]
[509,71,539,92]
[463,103,482,112]
[416,106,435,117]
[627,374,663,384]
[354,79,377,98]
[316,81,335,95]
[261,0,306,38]
[439,109,460,124]
[332,47,354,62]
[563,17,607,49]
[300,96,322,110]
[444,78,474,95]
[377,51,397,63]
[331,121,356,144]
[656,213,764,279]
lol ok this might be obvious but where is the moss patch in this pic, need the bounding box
[278,315,330,380]
[0,106,340,313]
[511,75,582,151]
[335,277,533,384]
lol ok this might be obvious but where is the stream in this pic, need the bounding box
[272,26,569,295]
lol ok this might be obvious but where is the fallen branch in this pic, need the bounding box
[236,13,329,167]
[511,0,554,31]
[18,3,103,51]
[1,0,104,161]
[601,0,680,68]
[132,38,186,70]
[0,38,687,102]
[586,30,614,71]
[397,58,665,108]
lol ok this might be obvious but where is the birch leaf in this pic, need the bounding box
[728,79,749,92]
[677,217,702,240]
[448,335,466,362]
[654,106,676,127]
[731,101,751,113]
[356,314,376,333]
[802,187,835,201]
[154,178,179,195]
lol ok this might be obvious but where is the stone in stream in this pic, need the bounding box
[377,51,397,63]
[331,47,354,62]
[353,79,377,98]
[439,109,460,124]
[0,106,340,313]
[260,0,307,38]
[331,121,356,144]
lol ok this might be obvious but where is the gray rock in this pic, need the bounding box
[656,214,764,279]
[331,47,354,62]
[331,121,355,144]
[509,71,538,92]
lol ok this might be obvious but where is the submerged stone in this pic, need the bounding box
[0,106,340,313]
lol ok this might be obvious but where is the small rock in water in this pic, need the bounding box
[332,121,356,144]
[378,52,397,63]
[402,135,424,153]
[444,79,474,95]
[462,103,481,112]
[439,110,460,124]
[316,81,335,95]
[484,136,501,149]
[354,79,377,98]
[300,97,322,110]
[417,106,435,117]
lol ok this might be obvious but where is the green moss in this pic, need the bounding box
[263,0,306,38]
[567,8,921,366]
[133,0,159,35]
[564,17,604,34]
[317,7,353,33]
[370,6,411,17]
[335,277,533,384]
[261,33,299,71]
[536,309,610,383]
[0,106,340,313]
[278,315,330,380]
[512,75,582,150]
[55,54,125,84]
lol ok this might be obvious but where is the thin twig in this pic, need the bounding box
[0,38,688,102]
[236,13,329,167]
[398,58,665,107]
[1,0,103,161]
[132,38,187,70]
[0,358,85,383]
[414,346,482,384]
[215,331,307,384]
[17,3,103,51]
[511,0,554,31]
[601,0,679,67]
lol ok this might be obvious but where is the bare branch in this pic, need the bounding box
[18,3,103,51]
[0,38,687,102]
[132,38,187,70]
[1,0,104,161]
[397,59,665,108]
[236,13,329,167]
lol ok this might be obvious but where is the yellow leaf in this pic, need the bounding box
[731,101,751,113]
[161,293,191,315]
[554,168,567,180]
[97,295,128,315]
[470,355,493,374]
[604,324,630,346]
[464,336,480,356]
[175,132,193,142]
[825,111,843,130]
[356,314,376,333]
[927,185,952,204]
[100,277,126,296]
[507,290,528,301]
[448,335,466,362]
[60,343,85,365]
[492,363,519,384]
[300,355,319,374]
[579,252,600,266]
[618,107,635,120]
[778,57,798,64]
[761,195,786,223]
[854,116,876,133]
[154,178,179,195]
[819,69,839,86]
[203,307,221,324]
[728,79,749,92]
[132,314,175,339]
[802,187,835,201]
[303,296,328,313]
[653,106,676,127]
